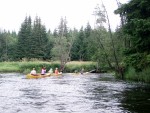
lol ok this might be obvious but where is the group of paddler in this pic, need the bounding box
[30,67,61,76]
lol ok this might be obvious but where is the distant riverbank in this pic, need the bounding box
[0,61,96,74]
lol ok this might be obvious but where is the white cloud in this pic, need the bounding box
[0,0,128,32]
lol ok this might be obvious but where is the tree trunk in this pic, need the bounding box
[101,0,123,78]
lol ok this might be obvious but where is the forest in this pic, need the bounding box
[0,0,150,82]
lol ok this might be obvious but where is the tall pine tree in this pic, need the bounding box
[17,16,32,60]
[31,16,49,60]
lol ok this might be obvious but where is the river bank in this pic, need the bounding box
[0,61,96,74]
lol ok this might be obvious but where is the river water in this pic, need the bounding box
[0,73,150,113]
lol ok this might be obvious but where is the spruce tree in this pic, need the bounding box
[17,16,32,60]
[31,16,49,60]
[84,22,92,61]
[115,0,150,71]
[72,27,86,61]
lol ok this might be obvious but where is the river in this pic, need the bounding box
[0,73,150,113]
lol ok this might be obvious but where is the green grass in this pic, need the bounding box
[0,61,96,74]
[0,62,20,72]
[65,61,96,73]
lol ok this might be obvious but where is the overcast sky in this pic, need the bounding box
[0,0,129,32]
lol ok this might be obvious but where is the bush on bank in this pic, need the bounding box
[125,66,150,83]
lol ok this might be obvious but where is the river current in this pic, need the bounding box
[0,73,150,113]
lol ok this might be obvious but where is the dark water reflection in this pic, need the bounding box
[120,84,150,113]
[0,73,150,113]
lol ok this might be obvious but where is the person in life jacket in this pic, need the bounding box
[48,68,53,74]
[55,68,59,74]
[41,66,46,75]
[30,68,37,75]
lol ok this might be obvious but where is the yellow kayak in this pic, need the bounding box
[51,73,62,76]
[26,72,62,79]
[26,73,51,79]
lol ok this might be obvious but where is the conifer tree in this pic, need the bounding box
[72,27,86,61]
[17,16,32,60]
[84,22,92,61]
[31,16,49,60]
[115,0,150,71]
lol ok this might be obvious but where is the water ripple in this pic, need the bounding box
[0,73,150,113]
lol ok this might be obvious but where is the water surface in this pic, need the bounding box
[0,73,150,113]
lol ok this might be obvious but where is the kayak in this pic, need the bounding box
[26,72,62,79]
[51,72,62,76]
[26,73,51,79]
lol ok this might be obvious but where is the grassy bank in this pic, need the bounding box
[0,61,96,74]
[65,61,96,73]
[0,62,20,72]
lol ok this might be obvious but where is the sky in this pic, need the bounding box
[0,0,129,32]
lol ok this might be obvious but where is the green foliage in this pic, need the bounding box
[0,30,18,61]
[0,62,20,72]
[115,0,150,77]
[31,16,49,60]
[125,66,138,81]
[0,31,6,61]
[84,23,92,61]
[113,28,129,61]
[16,16,51,60]
[146,54,150,63]
[17,16,32,59]
[51,17,75,67]
[51,36,68,60]
[125,66,150,83]
[71,25,92,61]
[0,61,61,73]
[19,61,59,73]
[139,67,150,83]
[125,19,150,53]
[124,53,150,72]
[88,28,114,70]
[116,0,150,53]
[58,17,68,37]
[72,27,85,61]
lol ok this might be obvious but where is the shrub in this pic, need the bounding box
[125,66,138,81]
[139,67,150,83]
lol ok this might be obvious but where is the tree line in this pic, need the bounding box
[0,16,97,61]
[0,14,116,71]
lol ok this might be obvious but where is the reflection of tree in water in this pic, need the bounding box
[120,85,150,113]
